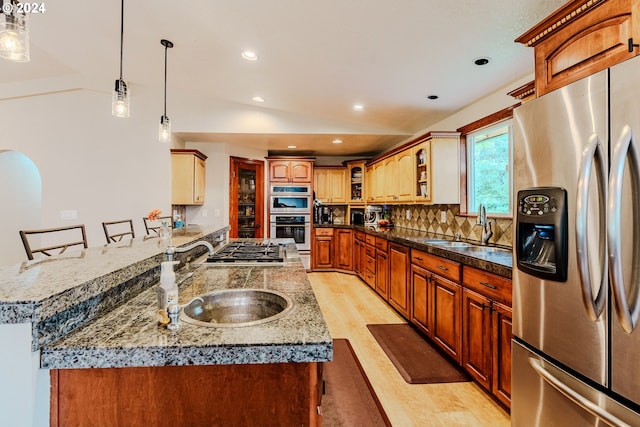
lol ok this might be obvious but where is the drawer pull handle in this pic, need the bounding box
[414,257,423,261]
[437,265,448,271]
[480,281,497,289]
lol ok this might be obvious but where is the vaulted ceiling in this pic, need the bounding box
[1,0,567,156]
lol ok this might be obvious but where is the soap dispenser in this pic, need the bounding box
[158,260,180,312]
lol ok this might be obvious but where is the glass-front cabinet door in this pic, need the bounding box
[230,157,264,238]
[346,160,366,204]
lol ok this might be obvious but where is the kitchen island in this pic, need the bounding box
[0,226,332,427]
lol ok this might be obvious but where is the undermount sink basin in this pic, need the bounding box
[461,246,512,255]
[180,289,294,328]
[433,241,473,248]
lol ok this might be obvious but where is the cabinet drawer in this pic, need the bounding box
[354,231,365,242]
[315,228,334,237]
[365,255,376,273]
[365,244,376,258]
[375,237,388,252]
[463,266,512,305]
[411,249,461,283]
[365,234,376,245]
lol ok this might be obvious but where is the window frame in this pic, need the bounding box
[457,104,518,218]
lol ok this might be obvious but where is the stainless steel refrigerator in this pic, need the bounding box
[512,54,640,426]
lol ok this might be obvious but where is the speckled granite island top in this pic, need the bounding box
[40,240,333,370]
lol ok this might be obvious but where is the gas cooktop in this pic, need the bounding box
[205,241,285,264]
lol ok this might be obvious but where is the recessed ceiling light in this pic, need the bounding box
[252,96,264,103]
[288,145,297,149]
[332,139,343,144]
[473,57,490,66]
[426,95,439,100]
[352,104,364,111]
[242,51,258,61]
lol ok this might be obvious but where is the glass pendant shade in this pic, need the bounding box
[159,115,171,143]
[0,9,29,62]
[111,79,130,118]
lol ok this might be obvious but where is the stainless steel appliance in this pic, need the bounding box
[269,214,310,251]
[204,241,285,265]
[270,185,312,214]
[512,54,640,426]
[350,208,364,225]
[364,205,383,226]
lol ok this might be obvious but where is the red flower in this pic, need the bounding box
[147,209,162,221]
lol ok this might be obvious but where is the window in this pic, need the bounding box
[466,120,512,215]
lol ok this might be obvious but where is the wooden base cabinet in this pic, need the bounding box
[51,362,322,427]
[388,243,410,319]
[462,265,512,408]
[410,264,433,337]
[313,228,334,269]
[334,229,353,270]
[374,237,389,299]
[432,274,462,364]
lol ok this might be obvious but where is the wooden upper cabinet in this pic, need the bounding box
[268,160,313,183]
[313,167,346,203]
[517,0,640,96]
[171,149,207,205]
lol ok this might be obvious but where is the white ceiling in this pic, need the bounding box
[1,0,567,156]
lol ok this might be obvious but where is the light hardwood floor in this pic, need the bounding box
[309,272,511,427]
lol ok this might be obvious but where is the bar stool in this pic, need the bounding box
[143,216,173,236]
[102,219,135,243]
[19,224,88,260]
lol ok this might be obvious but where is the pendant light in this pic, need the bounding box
[0,0,30,62]
[159,39,173,143]
[112,0,129,117]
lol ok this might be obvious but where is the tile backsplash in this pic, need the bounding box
[323,204,512,248]
[387,204,512,247]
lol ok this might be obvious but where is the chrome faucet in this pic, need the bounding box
[476,204,494,245]
[165,240,215,261]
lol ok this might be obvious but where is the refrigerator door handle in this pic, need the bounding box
[529,357,632,427]
[608,125,640,333]
[576,133,607,321]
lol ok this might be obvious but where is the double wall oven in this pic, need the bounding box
[269,185,311,252]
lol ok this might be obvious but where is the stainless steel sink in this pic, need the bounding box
[180,289,294,328]
[433,241,474,248]
[461,246,512,255]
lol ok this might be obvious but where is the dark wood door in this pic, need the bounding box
[410,264,433,338]
[432,274,462,364]
[375,249,389,300]
[314,236,333,269]
[334,229,353,270]
[353,239,363,275]
[492,301,512,408]
[230,157,264,238]
[388,243,410,318]
[462,288,492,390]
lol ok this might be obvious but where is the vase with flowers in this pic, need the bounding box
[147,209,172,241]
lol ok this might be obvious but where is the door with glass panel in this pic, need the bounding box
[230,157,264,238]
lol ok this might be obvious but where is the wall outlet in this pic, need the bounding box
[214,209,221,217]
[60,210,78,220]
[202,209,208,217]
[406,209,411,220]
[441,210,447,223]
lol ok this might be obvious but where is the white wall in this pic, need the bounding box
[0,87,173,261]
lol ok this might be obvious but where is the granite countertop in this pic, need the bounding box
[40,240,333,370]
[0,226,230,350]
[315,224,512,278]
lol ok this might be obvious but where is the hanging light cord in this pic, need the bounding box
[119,0,124,80]
[163,43,168,116]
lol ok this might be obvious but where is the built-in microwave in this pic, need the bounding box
[270,185,312,214]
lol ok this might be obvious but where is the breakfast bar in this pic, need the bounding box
[0,226,332,427]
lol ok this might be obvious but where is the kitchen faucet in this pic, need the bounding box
[476,204,494,245]
[165,240,215,261]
